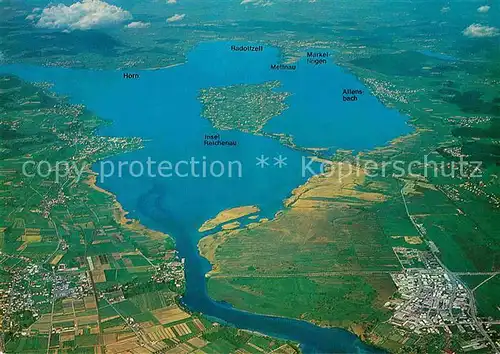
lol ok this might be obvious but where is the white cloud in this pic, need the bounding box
[36,0,132,31]
[240,0,273,6]
[26,14,37,21]
[463,24,499,38]
[167,0,177,3]
[440,6,450,13]
[166,13,185,22]
[126,21,150,28]
[477,5,490,13]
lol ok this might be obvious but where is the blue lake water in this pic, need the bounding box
[419,50,459,62]
[263,50,412,150]
[1,41,411,353]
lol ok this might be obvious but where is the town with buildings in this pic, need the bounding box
[386,248,499,353]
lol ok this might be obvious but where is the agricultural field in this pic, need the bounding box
[0,76,186,352]
[208,275,394,329]
[470,276,500,319]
